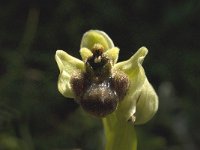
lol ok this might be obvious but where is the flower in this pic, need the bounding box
[55,30,158,125]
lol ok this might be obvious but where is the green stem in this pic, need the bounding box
[103,113,137,150]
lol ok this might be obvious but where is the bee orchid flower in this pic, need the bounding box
[55,30,158,150]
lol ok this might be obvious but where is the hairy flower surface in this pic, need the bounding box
[55,30,158,124]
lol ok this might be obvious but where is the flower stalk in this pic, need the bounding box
[103,113,137,150]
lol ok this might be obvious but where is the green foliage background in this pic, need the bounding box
[0,0,199,149]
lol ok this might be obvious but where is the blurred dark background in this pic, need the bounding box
[0,0,199,150]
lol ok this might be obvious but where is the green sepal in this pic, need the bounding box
[80,30,114,51]
[113,47,158,124]
[55,50,84,98]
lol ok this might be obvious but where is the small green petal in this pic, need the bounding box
[80,47,93,62]
[55,50,84,98]
[80,30,114,51]
[103,47,119,65]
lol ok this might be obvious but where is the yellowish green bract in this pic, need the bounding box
[55,30,158,150]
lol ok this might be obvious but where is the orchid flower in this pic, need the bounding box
[55,30,158,150]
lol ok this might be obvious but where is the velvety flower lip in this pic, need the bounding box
[55,30,158,124]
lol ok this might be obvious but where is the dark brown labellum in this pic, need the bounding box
[70,44,129,117]
[81,80,118,117]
